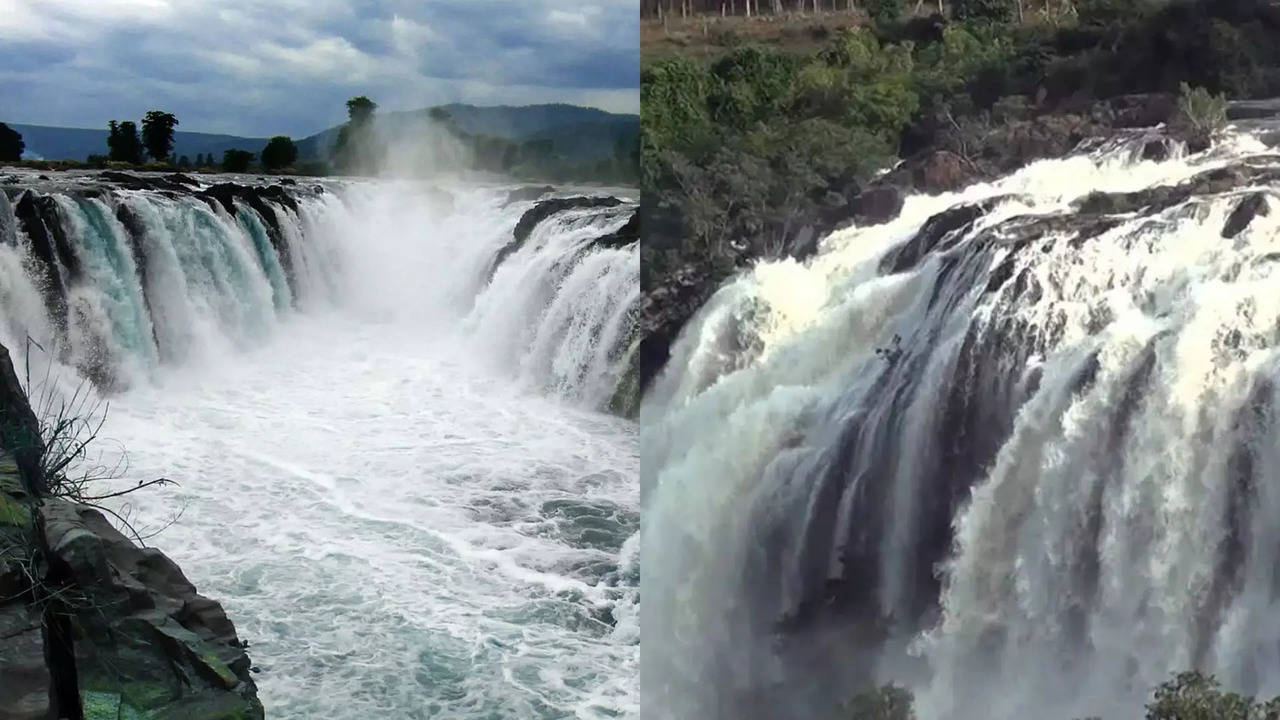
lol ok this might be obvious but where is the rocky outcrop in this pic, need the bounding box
[503,185,555,205]
[488,196,627,281]
[0,341,262,720]
[1223,192,1271,238]
[593,213,639,250]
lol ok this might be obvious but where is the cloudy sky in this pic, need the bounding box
[0,0,638,138]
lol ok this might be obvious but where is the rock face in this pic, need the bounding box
[487,196,628,281]
[0,342,262,720]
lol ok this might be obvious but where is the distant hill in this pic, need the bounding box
[10,103,639,168]
[295,104,639,165]
[10,124,269,163]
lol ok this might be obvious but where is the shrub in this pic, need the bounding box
[868,0,905,27]
[1169,82,1228,150]
[1075,0,1154,26]
[843,684,916,720]
[1144,671,1277,720]
[954,0,1017,23]
[707,47,800,130]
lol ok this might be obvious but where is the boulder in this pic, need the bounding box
[1106,93,1177,129]
[594,212,639,250]
[916,151,974,193]
[881,202,990,275]
[488,196,626,282]
[1222,192,1270,238]
[41,502,263,720]
[504,185,555,205]
[851,187,904,226]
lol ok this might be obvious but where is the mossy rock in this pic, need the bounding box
[0,494,30,527]
[82,690,122,720]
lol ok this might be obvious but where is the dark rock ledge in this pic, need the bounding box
[0,342,262,720]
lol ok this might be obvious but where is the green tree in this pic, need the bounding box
[140,110,179,162]
[1145,671,1279,720]
[107,120,144,164]
[178,155,191,168]
[260,136,298,171]
[333,95,381,174]
[0,123,23,161]
[195,152,205,167]
[844,684,915,720]
[346,96,377,125]
[221,148,254,173]
[953,0,1016,22]
[868,0,904,25]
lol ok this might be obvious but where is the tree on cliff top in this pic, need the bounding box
[260,136,298,171]
[107,120,144,164]
[141,110,179,162]
[333,95,383,174]
[221,149,254,173]
[0,123,23,161]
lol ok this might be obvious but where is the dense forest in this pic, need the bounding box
[639,0,1280,384]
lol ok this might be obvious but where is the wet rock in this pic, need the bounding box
[11,191,70,330]
[916,151,974,194]
[514,196,624,245]
[1227,98,1280,121]
[0,604,50,720]
[881,202,990,275]
[504,185,555,205]
[165,173,199,186]
[1141,137,1172,162]
[851,186,904,226]
[488,196,626,282]
[0,344,41,493]
[1106,93,1177,128]
[1222,192,1270,238]
[0,339,263,720]
[42,501,264,720]
[593,212,639,250]
[98,171,193,194]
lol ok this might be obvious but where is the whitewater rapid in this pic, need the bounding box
[643,130,1280,720]
[0,172,639,718]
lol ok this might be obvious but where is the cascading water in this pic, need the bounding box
[0,170,639,718]
[642,128,1280,720]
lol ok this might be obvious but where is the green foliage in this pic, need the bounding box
[707,47,800,130]
[260,135,298,171]
[954,0,1017,23]
[140,110,178,162]
[0,122,23,162]
[1169,82,1228,149]
[106,121,144,164]
[1145,671,1280,720]
[1074,0,1155,27]
[221,148,254,173]
[641,57,714,185]
[843,684,916,720]
[867,0,904,27]
[346,96,377,125]
[177,155,191,168]
[333,95,383,174]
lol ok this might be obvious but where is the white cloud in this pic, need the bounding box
[0,0,637,136]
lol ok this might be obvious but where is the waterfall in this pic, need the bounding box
[0,174,637,412]
[642,130,1280,719]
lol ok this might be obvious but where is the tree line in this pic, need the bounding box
[4,97,639,184]
[89,110,299,173]
[329,95,639,182]
[643,0,1093,20]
